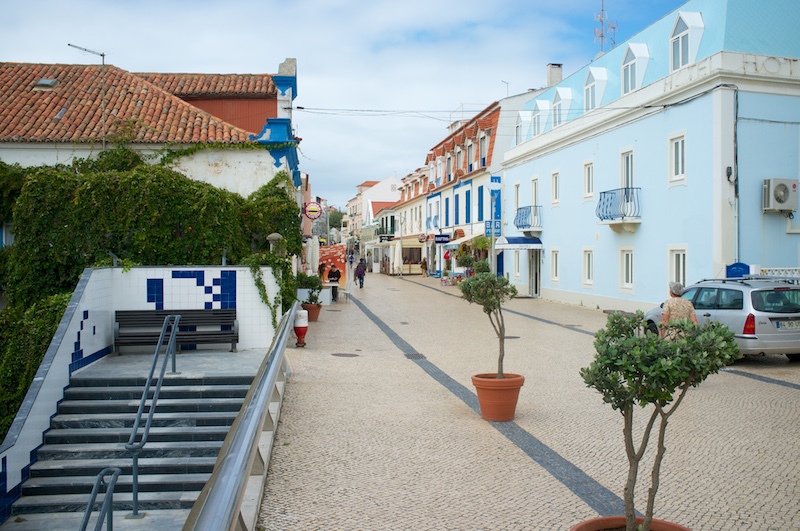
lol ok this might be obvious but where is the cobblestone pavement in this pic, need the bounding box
[258,273,800,530]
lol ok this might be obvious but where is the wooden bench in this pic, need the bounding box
[115,309,238,352]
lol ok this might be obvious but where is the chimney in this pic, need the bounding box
[547,63,563,87]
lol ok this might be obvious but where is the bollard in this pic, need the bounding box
[294,309,309,347]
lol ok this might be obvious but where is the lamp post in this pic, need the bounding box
[398,218,405,277]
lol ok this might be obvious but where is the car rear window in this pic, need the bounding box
[751,289,800,313]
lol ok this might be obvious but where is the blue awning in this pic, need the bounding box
[495,236,542,250]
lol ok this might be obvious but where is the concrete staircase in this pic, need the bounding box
[2,370,252,529]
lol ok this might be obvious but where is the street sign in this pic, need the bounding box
[484,220,501,237]
[304,201,322,220]
[418,234,427,243]
[434,234,451,244]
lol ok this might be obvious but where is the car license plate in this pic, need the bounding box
[777,319,800,330]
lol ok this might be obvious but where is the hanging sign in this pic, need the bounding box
[418,234,427,243]
[305,202,322,220]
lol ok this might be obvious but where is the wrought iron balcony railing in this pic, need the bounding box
[596,187,641,221]
[513,205,542,230]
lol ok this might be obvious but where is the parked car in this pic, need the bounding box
[644,277,800,361]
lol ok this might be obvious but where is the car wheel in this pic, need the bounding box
[787,354,800,362]
[646,320,658,336]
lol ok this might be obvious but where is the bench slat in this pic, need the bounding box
[115,309,238,351]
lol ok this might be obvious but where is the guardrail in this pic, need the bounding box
[124,314,181,518]
[183,301,298,531]
[514,205,542,230]
[79,467,122,531]
[596,187,641,221]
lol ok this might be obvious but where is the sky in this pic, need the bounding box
[1,0,687,209]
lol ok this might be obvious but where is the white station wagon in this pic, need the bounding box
[645,277,800,361]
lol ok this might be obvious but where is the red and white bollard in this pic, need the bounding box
[294,309,309,347]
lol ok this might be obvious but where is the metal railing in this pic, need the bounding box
[513,205,542,230]
[183,301,298,531]
[595,187,641,221]
[79,467,122,531]
[124,314,182,518]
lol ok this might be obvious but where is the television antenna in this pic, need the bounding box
[68,43,107,150]
[594,0,617,53]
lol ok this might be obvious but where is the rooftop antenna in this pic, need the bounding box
[594,0,617,54]
[68,43,107,150]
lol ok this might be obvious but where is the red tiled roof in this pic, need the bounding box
[137,72,277,98]
[0,62,256,144]
[371,200,396,215]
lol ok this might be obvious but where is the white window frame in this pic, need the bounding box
[621,150,634,189]
[551,249,560,283]
[456,149,463,172]
[467,142,474,171]
[514,250,521,278]
[621,248,634,291]
[669,134,686,183]
[670,12,704,72]
[552,98,563,128]
[621,44,649,95]
[669,246,687,287]
[583,248,594,287]
[479,135,487,167]
[514,182,520,211]
[531,177,539,207]
[551,172,560,204]
[585,75,596,112]
[583,162,594,199]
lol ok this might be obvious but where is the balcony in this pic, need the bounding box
[596,187,641,233]
[514,205,542,236]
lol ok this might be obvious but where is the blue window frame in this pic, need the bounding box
[454,194,460,225]
[445,197,450,227]
[477,186,484,221]
[465,190,472,223]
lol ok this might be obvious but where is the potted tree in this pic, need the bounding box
[458,271,521,421]
[296,271,323,321]
[576,312,739,531]
[456,253,475,277]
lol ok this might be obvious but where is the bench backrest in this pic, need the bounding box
[116,309,236,328]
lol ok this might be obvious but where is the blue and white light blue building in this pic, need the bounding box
[501,0,800,312]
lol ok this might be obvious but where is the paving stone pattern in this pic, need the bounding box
[258,273,800,530]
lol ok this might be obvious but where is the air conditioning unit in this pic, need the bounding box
[763,178,798,212]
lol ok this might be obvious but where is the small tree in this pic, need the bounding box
[580,312,739,531]
[458,272,518,378]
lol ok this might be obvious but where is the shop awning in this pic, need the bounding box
[445,233,479,250]
[495,236,542,250]
[376,235,425,248]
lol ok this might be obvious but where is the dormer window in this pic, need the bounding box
[33,78,59,91]
[552,88,572,128]
[670,12,704,72]
[532,100,549,136]
[622,43,649,95]
[585,75,596,111]
[583,68,607,113]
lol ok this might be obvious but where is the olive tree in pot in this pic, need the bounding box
[458,271,521,421]
[576,312,739,531]
[456,253,475,277]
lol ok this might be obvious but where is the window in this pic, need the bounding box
[456,150,463,172]
[514,250,521,277]
[671,18,689,70]
[670,135,685,181]
[551,249,560,282]
[622,151,634,189]
[583,163,594,198]
[514,183,520,211]
[621,249,634,289]
[445,197,450,226]
[669,248,687,287]
[552,172,560,203]
[553,98,563,128]
[532,110,541,136]
[465,190,472,223]
[477,185,484,221]
[531,178,539,206]
[583,249,594,286]
[446,156,452,181]
[552,88,572,128]
[515,118,524,144]
[623,49,637,94]
[467,143,474,172]
[584,72,596,111]
[479,136,487,167]
[454,194,460,225]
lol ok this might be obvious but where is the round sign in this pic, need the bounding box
[305,201,322,220]
[418,234,427,243]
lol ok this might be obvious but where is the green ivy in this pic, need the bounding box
[240,252,296,329]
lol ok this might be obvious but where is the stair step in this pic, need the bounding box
[50,411,238,429]
[63,384,250,400]
[44,426,230,445]
[0,509,192,530]
[57,397,244,414]
[68,374,254,388]
[11,491,199,515]
[30,457,217,478]
[35,441,223,461]
[21,473,210,496]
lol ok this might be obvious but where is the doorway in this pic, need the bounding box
[529,249,541,298]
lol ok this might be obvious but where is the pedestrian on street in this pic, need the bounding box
[660,281,698,340]
[355,258,366,288]
[327,264,341,302]
[420,257,428,277]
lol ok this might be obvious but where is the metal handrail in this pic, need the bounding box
[124,314,181,518]
[514,205,542,230]
[183,301,298,531]
[79,467,122,531]
[596,187,641,221]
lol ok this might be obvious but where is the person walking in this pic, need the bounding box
[420,257,428,277]
[355,258,366,288]
[660,281,698,340]
[327,264,341,302]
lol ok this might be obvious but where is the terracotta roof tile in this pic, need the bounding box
[0,62,256,144]
[138,72,277,98]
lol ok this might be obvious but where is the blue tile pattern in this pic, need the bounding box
[147,279,164,310]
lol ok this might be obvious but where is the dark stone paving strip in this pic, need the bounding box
[722,368,800,390]
[350,295,625,517]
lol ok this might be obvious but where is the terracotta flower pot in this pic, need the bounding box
[471,373,524,422]
[569,516,690,531]
[301,303,322,322]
